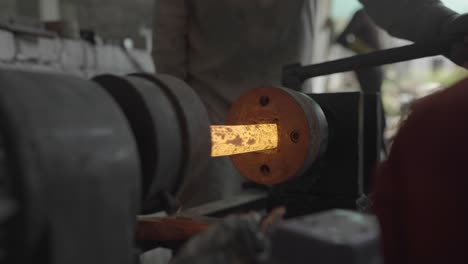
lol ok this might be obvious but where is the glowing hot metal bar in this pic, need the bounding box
[210,124,278,157]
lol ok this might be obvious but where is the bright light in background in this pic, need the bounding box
[443,0,468,11]
[331,1,362,19]
[331,0,468,19]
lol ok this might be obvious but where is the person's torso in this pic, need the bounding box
[185,0,316,123]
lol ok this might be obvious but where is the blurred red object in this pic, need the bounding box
[374,77,468,264]
[136,217,210,249]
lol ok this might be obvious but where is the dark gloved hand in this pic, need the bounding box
[170,214,268,264]
[171,208,286,264]
[442,13,468,68]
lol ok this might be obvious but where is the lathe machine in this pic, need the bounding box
[0,68,382,263]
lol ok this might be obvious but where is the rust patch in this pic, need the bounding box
[226,135,243,146]
[215,133,226,139]
[247,139,256,145]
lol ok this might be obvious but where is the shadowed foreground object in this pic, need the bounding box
[210,124,278,157]
[271,210,381,264]
[0,69,140,264]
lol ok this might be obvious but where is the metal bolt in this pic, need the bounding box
[290,131,300,143]
[259,96,270,106]
[260,164,271,175]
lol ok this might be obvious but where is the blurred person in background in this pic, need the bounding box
[153,0,329,209]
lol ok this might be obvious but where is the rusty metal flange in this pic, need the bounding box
[227,86,328,185]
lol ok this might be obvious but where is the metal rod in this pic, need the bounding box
[282,41,450,88]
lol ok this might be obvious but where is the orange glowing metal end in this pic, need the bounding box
[210,124,278,157]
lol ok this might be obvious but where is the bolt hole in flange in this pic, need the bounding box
[290,130,300,143]
[259,96,270,107]
[260,164,271,175]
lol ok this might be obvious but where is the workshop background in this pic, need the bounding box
[1,0,467,139]
[330,0,468,139]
